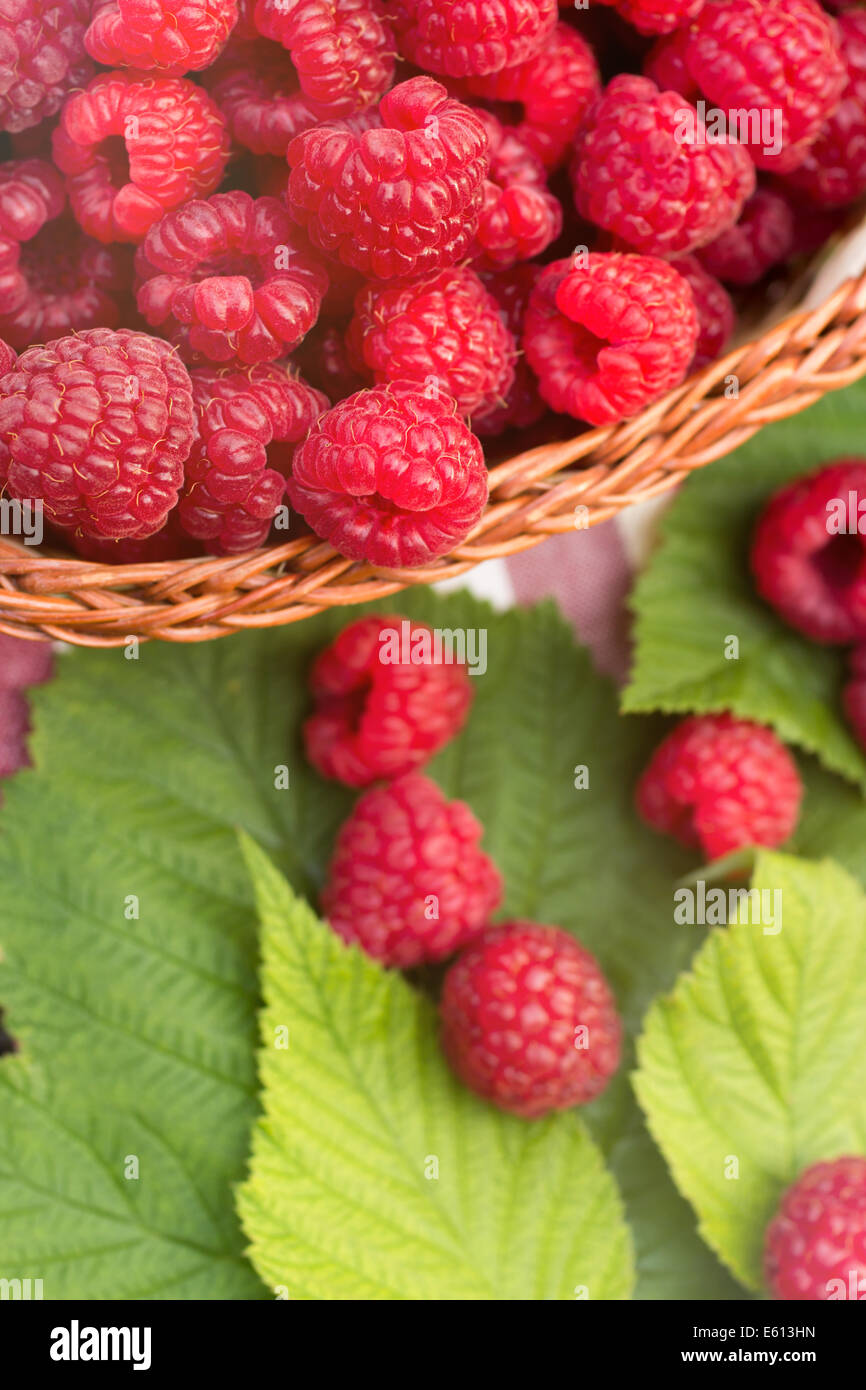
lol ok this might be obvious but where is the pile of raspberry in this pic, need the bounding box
[0,0,858,567]
[302,612,623,1119]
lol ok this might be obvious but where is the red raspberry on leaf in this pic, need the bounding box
[303,614,474,787]
[0,328,196,541]
[523,253,699,427]
[85,0,238,75]
[52,70,230,244]
[322,773,502,968]
[750,459,866,643]
[440,922,622,1118]
[288,382,489,568]
[765,1157,866,1301]
[635,713,802,860]
[286,77,490,281]
[135,190,329,365]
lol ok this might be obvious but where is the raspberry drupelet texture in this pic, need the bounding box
[0,156,65,246]
[597,0,704,37]
[459,21,600,170]
[303,614,474,786]
[656,0,847,174]
[440,921,622,1118]
[321,773,503,968]
[573,75,756,258]
[288,382,489,567]
[697,189,795,287]
[471,111,563,270]
[473,263,545,435]
[670,254,734,368]
[286,77,490,281]
[135,190,329,365]
[180,361,326,553]
[635,713,802,860]
[523,253,699,427]
[253,0,395,118]
[781,10,866,210]
[346,265,517,416]
[750,459,866,644]
[0,0,95,133]
[0,339,15,375]
[390,0,557,79]
[0,328,196,540]
[764,1157,866,1301]
[85,0,238,74]
[843,644,866,754]
[52,70,231,244]
[205,39,321,157]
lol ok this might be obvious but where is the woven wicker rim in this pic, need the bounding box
[4,268,866,647]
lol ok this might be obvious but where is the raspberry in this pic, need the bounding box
[635,713,802,859]
[843,644,866,753]
[458,21,601,170]
[252,0,395,118]
[134,190,329,365]
[69,514,200,564]
[0,0,95,133]
[750,460,866,644]
[85,0,238,75]
[0,213,133,351]
[288,382,489,567]
[523,253,699,427]
[390,0,557,79]
[293,321,366,402]
[0,632,52,689]
[180,361,326,553]
[206,40,321,157]
[0,328,196,540]
[670,254,734,368]
[286,77,490,281]
[440,922,622,1118]
[52,70,231,244]
[597,0,704,35]
[346,265,517,417]
[572,75,756,258]
[660,0,847,174]
[471,111,562,270]
[781,11,866,209]
[698,189,795,286]
[764,1157,866,1301]
[321,773,502,968]
[0,338,15,375]
[473,263,545,435]
[304,614,474,786]
[644,27,699,102]
[0,156,64,243]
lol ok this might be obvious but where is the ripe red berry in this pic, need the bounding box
[0,328,196,541]
[205,39,321,158]
[670,254,735,368]
[288,382,489,568]
[597,0,704,36]
[390,0,557,79]
[347,265,517,417]
[471,111,563,270]
[781,9,866,209]
[52,69,231,244]
[303,614,474,787]
[573,74,756,258]
[765,1157,866,1301]
[698,189,795,287]
[0,0,95,133]
[523,253,699,426]
[85,0,238,75]
[322,773,502,968]
[180,362,326,553]
[635,713,802,860]
[253,0,395,118]
[286,76,490,281]
[750,459,866,643]
[134,190,329,365]
[0,339,15,375]
[440,922,622,1118]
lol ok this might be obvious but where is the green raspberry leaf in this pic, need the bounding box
[237,835,634,1301]
[634,851,866,1291]
[622,380,866,789]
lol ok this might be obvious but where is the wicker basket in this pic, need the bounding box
[4,262,866,647]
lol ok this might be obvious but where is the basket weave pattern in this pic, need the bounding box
[4,271,866,647]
